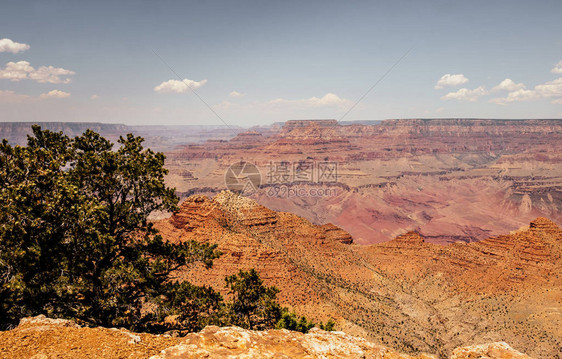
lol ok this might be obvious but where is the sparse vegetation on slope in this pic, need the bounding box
[154,192,561,358]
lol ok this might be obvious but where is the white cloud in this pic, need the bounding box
[30,65,75,84]
[0,61,32,81]
[40,90,70,99]
[551,61,562,74]
[269,93,350,107]
[490,77,562,105]
[229,90,245,98]
[0,89,71,103]
[0,61,75,84]
[535,77,562,98]
[154,78,207,93]
[489,89,537,105]
[435,107,445,113]
[0,90,31,103]
[310,93,350,107]
[0,38,30,54]
[90,94,99,100]
[492,78,526,92]
[434,74,469,89]
[441,86,488,102]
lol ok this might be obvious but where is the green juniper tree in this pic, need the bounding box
[275,311,315,333]
[0,126,221,331]
[225,269,283,330]
[225,269,336,333]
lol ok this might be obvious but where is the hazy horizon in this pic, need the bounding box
[2,117,562,130]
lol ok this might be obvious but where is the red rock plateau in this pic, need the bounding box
[164,119,562,244]
[154,192,562,359]
[0,316,533,359]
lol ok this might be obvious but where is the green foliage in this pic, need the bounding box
[318,318,336,331]
[275,309,335,333]
[275,311,315,333]
[150,281,226,333]
[225,269,283,330]
[224,269,333,333]
[0,126,221,331]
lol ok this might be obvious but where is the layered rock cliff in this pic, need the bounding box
[155,193,561,358]
[164,119,562,245]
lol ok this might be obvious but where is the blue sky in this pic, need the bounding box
[1,0,561,126]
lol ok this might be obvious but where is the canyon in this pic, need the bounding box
[163,118,562,244]
[2,119,560,245]
[1,119,560,358]
[154,191,562,358]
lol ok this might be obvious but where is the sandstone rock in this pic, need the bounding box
[149,326,437,359]
[0,315,182,358]
[529,217,560,235]
[393,231,425,244]
[18,314,80,328]
[1,317,536,359]
[450,342,533,359]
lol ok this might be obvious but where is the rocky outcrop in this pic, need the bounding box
[0,316,534,359]
[0,315,181,358]
[156,195,561,358]
[165,191,352,245]
[529,217,560,235]
[368,216,562,292]
[319,223,354,244]
[392,231,425,244]
[150,325,439,359]
[18,315,80,328]
[155,191,356,313]
[450,342,533,359]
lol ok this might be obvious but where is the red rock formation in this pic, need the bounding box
[155,193,561,358]
[164,119,562,245]
[392,231,425,244]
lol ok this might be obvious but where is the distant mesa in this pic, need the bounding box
[283,119,338,129]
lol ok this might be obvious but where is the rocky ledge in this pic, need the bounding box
[0,315,533,359]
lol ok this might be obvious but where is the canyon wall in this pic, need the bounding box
[164,119,562,244]
[154,192,562,358]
